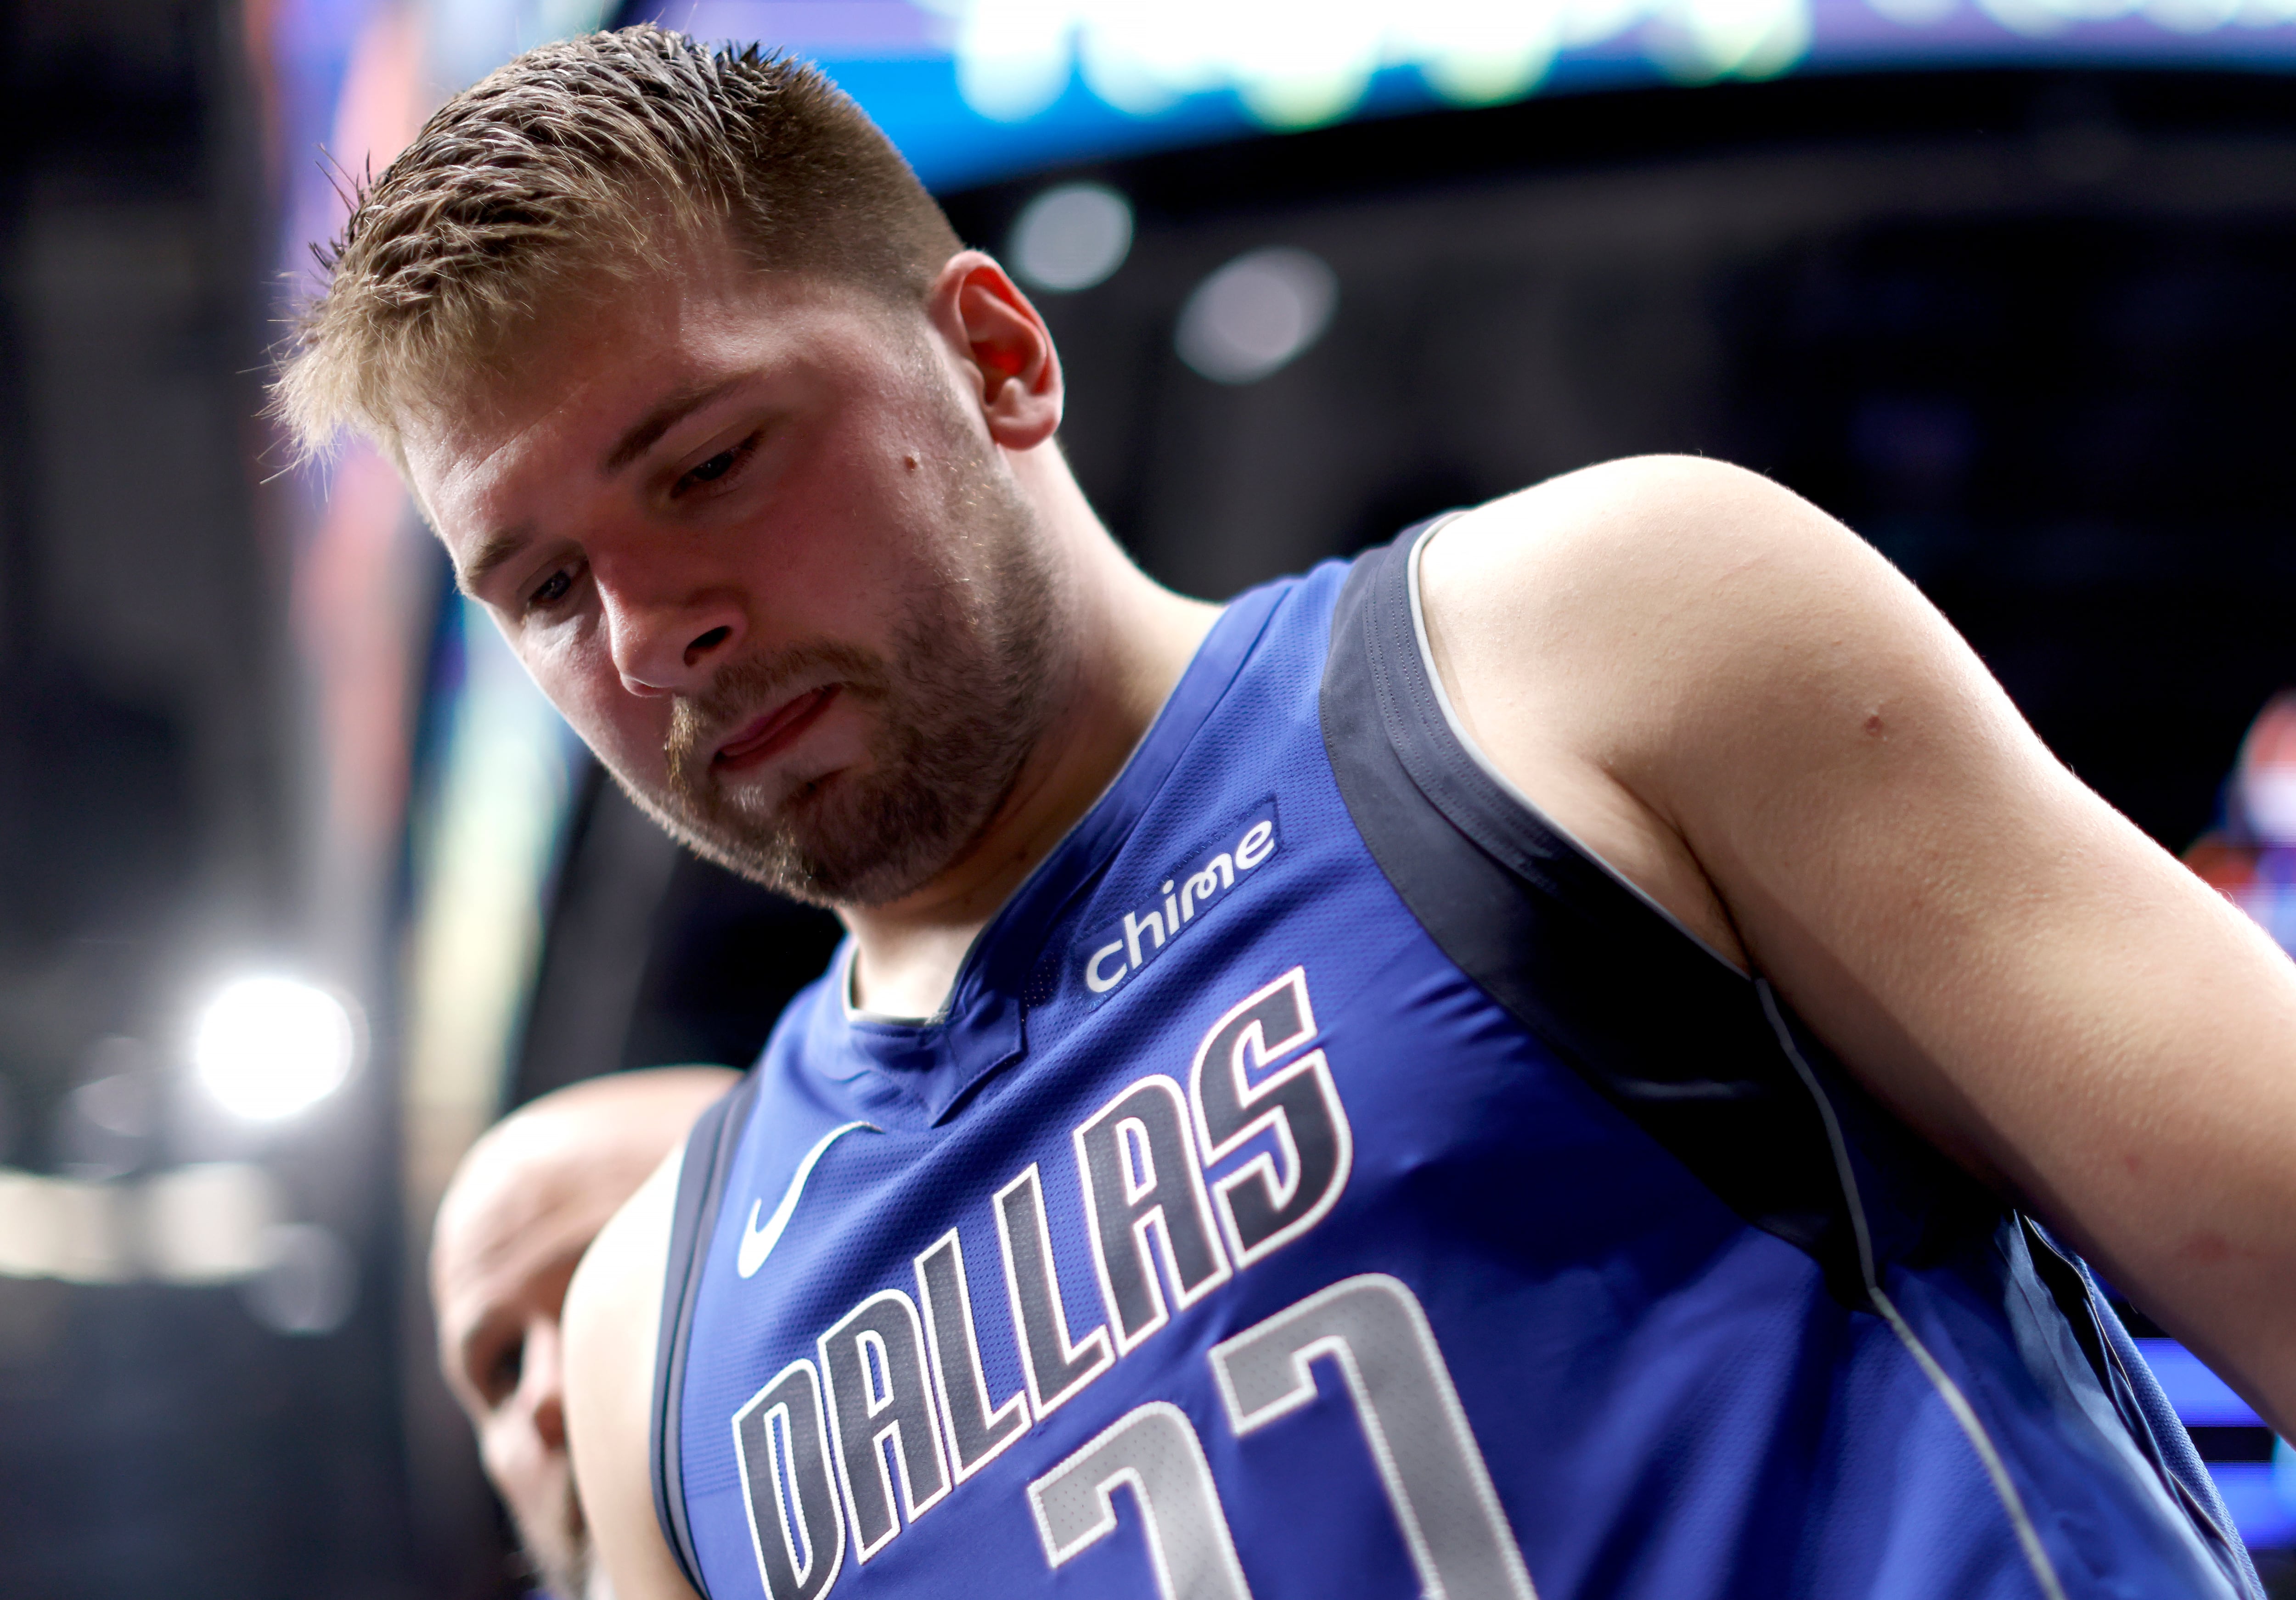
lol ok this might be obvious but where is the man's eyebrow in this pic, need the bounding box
[602,376,747,475]
[457,523,535,596]
[453,377,751,595]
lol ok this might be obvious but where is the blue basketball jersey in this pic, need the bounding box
[649,525,2259,1600]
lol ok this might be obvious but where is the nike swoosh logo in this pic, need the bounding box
[737,1120,872,1279]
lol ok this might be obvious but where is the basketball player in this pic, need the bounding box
[433,1067,736,1599]
[284,28,2296,1600]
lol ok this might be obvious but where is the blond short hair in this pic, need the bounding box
[274,25,962,463]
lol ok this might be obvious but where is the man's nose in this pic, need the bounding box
[522,1317,568,1454]
[602,580,746,697]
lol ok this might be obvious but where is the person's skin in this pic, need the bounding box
[403,237,1214,1022]
[1417,463,2296,1431]
[431,1067,736,1600]
[384,229,2296,1600]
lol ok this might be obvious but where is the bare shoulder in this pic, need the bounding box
[564,1146,701,1600]
[1424,453,1856,578]
[1415,456,1909,962]
[1417,455,1988,949]
[1418,454,1916,735]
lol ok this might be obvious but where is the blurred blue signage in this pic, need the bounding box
[630,0,2296,189]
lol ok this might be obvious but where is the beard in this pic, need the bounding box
[514,1475,594,1600]
[619,434,1064,909]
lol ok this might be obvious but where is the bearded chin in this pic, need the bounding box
[679,712,1011,909]
[529,1539,592,1600]
[516,1479,593,1600]
[636,561,1058,911]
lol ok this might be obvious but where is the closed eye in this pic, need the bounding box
[670,430,763,500]
[524,563,581,615]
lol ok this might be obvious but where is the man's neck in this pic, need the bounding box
[841,479,1219,1020]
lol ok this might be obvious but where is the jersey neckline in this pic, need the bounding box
[812,578,1295,1122]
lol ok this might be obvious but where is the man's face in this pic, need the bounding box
[434,1159,611,1599]
[405,247,1062,907]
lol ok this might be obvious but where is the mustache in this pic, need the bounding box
[664,642,892,789]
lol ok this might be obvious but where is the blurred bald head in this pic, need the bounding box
[433,1067,737,1600]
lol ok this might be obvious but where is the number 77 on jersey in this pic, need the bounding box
[1027,1273,1538,1600]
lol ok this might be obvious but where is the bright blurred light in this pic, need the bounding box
[0,1161,293,1293]
[192,977,358,1123]
[1011,182,1134,291]
[1655,0,1813,76]
[0,1170,69,1278]
[937,0,1812,131]
[951,0,1076,120]
[0,1171,130,1282]
[1177,247,1339,383]
[1398,1,1560,103]
[2235,696,2296,846]
[144,1163,281,1283]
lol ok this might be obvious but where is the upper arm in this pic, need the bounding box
[563,1147,703,1600]
[1421,454,2296,1428]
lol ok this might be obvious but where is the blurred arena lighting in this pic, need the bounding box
[0,1172,132,1282]
[2138,1338,2296,1542]
[191,977,360,1123]
[72,1066,153,1140]
[2185,693,2296,952]
[56,1039,163,1180]
[0,1162,287,1287]
[938,0,1792,128]
[1009,181,1135,290]
[1176,247,1339,383]
[239,1223,358,1336]
[2236,698,2296,845]
[144,1164,282,1282]
[655,2,2296,191]
[400,596,582,1213]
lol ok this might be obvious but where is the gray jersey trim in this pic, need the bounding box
[1759,979,2070,1600]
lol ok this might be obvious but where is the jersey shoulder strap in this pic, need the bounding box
[1319,516,1987,1297]
[1321,518,2259,1596]
[649,1067,761,1596]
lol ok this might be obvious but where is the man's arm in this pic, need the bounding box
[563,1149,703,1600]
[1421,454,2296,1430]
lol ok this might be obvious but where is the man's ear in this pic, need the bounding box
[927,251,1063,450]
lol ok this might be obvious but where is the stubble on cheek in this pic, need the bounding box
[638,640,914,902]
[629,550,1054,911]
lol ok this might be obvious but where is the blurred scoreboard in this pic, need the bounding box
[630,0,2296,190]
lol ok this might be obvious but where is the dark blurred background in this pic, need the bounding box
[4,0,2296,1594]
